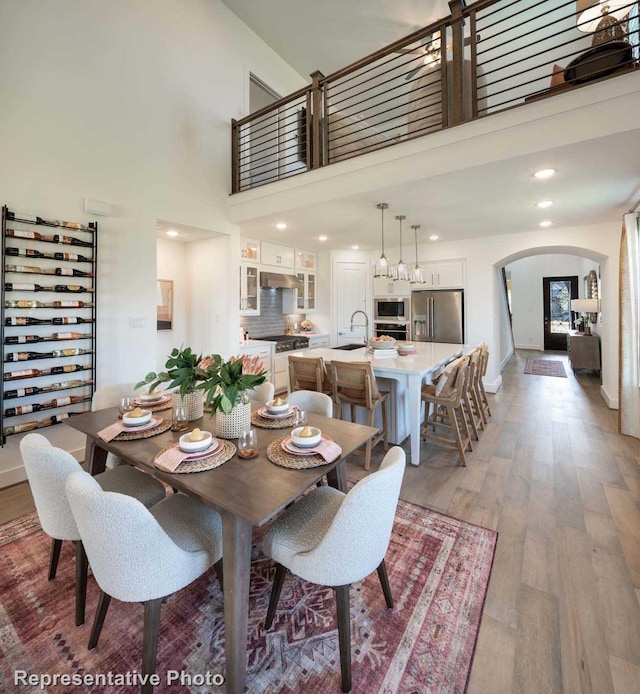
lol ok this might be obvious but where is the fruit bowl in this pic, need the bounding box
[122,409,152,427]
[266,399,290,414]
[368,336,397,350]
[179,430,214,453]
[291,426,322,448]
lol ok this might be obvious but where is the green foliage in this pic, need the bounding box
[134,346,207,398]
[198,354,266,415]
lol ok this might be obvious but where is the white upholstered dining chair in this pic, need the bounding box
[65,470,223,694]
[287,389,333,417]
[91,381,137,469]
[248,381,275,405]
[263,446,406,692]
[20,433,165,626]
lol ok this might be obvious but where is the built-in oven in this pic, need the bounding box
[374,297,410,322]
[374,322,410,341]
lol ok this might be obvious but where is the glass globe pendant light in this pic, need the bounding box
[395,215,410,281]
[373,203,390,277]
[410,224,425,284]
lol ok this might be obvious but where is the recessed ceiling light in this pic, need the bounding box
[166,230,179,237]
[351,245,359,250]
[536,200,554,208]
[429,234,439,241]
[318,235,328,241]
[275,222,287,230]
[539,220,552,227]
[534,168,556,179]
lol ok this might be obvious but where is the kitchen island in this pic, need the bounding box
[291,342,465,466]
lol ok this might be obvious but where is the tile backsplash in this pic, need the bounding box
[240,288,305,338]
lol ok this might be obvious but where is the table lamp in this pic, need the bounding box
[571,298,600,333]
[576,0,632,46]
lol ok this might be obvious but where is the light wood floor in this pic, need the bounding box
[3,349,639,692]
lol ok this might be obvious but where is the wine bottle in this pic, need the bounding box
[4,265,44,274]
[46,395,86,407]
[54,267,94,277]
[6,211,39,223]
[52,316,91,325]
[51,332,93,340]
[3,412,70,437]
[6,229,56,243]
[6,352,44,362]
[53,220,92,232]
[4,283,51,292]
[5,335,44,345]
[52,347,93,357]
[4,363,91,380]
[5,403,43,417]
[5,299,94,309]
[5,247,94,263]
[53,234,93,248]
[5,347,93,361]
[53,300,93,308]
[3,378,93,399]
[5,316,52,326]
[53,285,94,293]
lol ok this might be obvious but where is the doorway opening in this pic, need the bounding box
[543,275,578,351]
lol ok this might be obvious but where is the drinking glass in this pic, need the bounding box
[237,427,258,459]
[119,396,134,416]
[292,408,306,428]
[171,405,189,432]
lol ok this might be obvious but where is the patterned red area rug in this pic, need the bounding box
[0,502,496,693]
[524,358,567,378]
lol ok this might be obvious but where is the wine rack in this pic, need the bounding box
[1,205,97,442]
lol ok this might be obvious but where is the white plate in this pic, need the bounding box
[182,439,221,460]
[121,415,163,432]
[258,406,294,420]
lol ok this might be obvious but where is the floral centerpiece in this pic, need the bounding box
[300,319,313,332]
[135,346,208,398]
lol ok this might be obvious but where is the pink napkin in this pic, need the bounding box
[289,437,342,462]
[154,445,193,473]
[97,416,158,442]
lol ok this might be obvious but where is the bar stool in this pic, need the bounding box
[288,355,333,396]
[331,360,388,471]
[465,348,486,435]
[421,356,472,466]
[477,343,492,421]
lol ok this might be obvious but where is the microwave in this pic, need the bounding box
[374,297,410,321]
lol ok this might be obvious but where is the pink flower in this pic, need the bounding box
[198,356,216,370]
[235,354,266,375]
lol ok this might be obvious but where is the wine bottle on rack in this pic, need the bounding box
[4,364,92,380]
[54,267,94,277]
[5,395,87,417]
[51,317,91,325]
[5,316,52,326]
[51,332,93,340]
[54,285,94,293]
[4,283,93,293]
[4,378,93,399]
[6,348,93,361]
[53,234,93,248]
[6,229,56,243]
[3,412,70,437]
[53,220,93,232]
[5,403,43,416]
[6,248,94,263]
[5,335,44,344]
[6,211,40,223]
[5,299,94,309]
[4,265,49,275]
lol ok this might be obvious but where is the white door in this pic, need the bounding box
[335,261,368,345]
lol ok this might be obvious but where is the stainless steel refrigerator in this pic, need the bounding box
[411,290,464,343]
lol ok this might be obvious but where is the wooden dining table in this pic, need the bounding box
[65,406,378,694]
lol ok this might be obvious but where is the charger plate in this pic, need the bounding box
[133,395,172,413]
[113,418,172,441]
[251,411,295,429]
[267,437,330,469]
[153,439,236,474]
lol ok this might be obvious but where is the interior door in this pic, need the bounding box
[335,262,368,344]
[543,276,578,351]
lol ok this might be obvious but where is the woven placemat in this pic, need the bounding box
[153,439,236,474]
[134,397,172,413]
[113,418,172,441]
[267,437,329,469]
[251,411,295,429]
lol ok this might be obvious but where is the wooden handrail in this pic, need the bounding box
[233,85,311,127]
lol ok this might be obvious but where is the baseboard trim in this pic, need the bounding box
[500,347,514,373]
[514,343,543,351]
[600,384,619,410]
[484,374,502,393]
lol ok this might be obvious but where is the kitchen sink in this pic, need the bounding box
[334,343,366,351]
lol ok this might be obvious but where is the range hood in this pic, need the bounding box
[260,271,303,290]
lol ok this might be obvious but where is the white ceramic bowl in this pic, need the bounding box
[369,337,397,350]
[266,399,290,414]
[179,430,214,453]
[122,409,152,427]
[139,391,164,403]
[291,426,322,448]
[397,342,416,354]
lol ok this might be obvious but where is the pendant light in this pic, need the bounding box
[410,224,425,284]
[373,203,390,277]
[395,215,410,281]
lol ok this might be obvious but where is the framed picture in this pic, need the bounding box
[157,279,173,331]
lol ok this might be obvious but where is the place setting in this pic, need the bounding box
[133,389,172,413]
[251,396,298,428]
[96,401,172,442]
[267,418,342,469]
[154,426,236,473]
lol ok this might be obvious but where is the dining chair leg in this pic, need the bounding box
[214,559,224,593]
[264,563,287,630]
[48,538,62,581]
[457,405,473,452]
[88,590,112,650]
[381,400,388,450]
[334,584,352,693]
[141,597,163,694]
[462,397,479,440]
[74,540,88,626]
[447,404,467,466]
[376,560,394,609]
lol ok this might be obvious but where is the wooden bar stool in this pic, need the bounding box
[421,356,472,466]
[460,350,482,441]
[288,355,333,396]
[331,360,388,471]
[466,348,486,433]
[477,343,492,421]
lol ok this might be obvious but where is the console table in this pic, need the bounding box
[567,331,600,375]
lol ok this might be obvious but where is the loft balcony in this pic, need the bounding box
[230,0,639,194]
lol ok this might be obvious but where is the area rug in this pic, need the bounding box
[523,358,567,378]
[0,501,497,693]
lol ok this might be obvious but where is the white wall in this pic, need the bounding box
[0,0,306,487]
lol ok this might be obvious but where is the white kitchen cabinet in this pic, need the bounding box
[295,249,316,270]
[261,241,294,269]
[307,335,329,349]
[239,341,274,383]
[239,263,260,315]
[372,278,411,297]
[420,261,464,289]
[273,352,290,394]
[282,271,317,314]
[239,237,260,263]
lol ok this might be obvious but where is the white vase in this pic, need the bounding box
[171,391,204,421]
[215,399,251,439]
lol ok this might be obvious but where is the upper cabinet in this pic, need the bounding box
[239,262,260,315]
[419,261,464,289]
[295,249,316,270]
[372,278,411,297]
[261,241,294,270]
[239,237,260,263]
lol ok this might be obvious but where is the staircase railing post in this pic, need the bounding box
[448,0,465,125]
[231,118,240,193]
[310,70,325,169]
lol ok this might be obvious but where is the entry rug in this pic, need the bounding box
[0,502,497,693]
[524,358,567,378]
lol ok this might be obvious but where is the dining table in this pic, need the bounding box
[65,406,378,694]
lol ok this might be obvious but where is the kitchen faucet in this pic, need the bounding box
[350,310,369,343]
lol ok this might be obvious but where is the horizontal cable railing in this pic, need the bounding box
[231,0,639,193]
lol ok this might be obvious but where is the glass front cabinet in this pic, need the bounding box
[239,263,260,315]
[296,271,316,313]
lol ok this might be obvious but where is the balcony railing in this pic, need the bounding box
[231,0,639,193]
